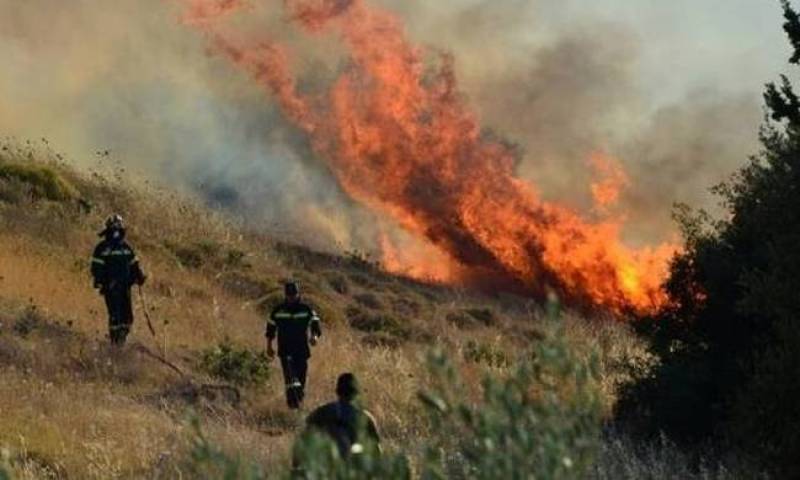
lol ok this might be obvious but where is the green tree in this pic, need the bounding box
[619,1,800,476]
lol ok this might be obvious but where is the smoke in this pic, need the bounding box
[0,0,377,249]
[0,0,770,256]
[375,0,764,244]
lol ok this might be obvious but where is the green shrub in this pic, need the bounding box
[420,315,603,479]
[463,340,510,368]
[291,430,411,480]
[0,161,76,202]
[224,248,249,269]
[0,451,9,480]
[199,340,270,386]
[346,306,411,340]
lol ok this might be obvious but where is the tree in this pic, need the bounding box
[618,2,800,476]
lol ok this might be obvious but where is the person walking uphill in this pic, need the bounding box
[267,281,322,409]
[305,373,381,458]
[91,214,146,345]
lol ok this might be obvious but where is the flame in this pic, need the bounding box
[180,0,249,25]
[379,233,461,283]
[180,0,678,314]
[589,152,629,213]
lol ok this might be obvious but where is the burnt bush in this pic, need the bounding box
[353,292,383,310]
[446,308,497,329]
[325,272,350,295]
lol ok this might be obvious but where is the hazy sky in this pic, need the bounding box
[558,0,788,103]
[391,0,790,106]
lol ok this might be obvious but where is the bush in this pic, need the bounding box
[165,240,223,270]
[420,313,603,479]
[464,308,497,327]
[0,160,76,202]
[462,340,509,368]
[199,340,270,386]
[346,306,411,340]
[619,3,800,476]
[326,273,350,295]
[291,430,412,480]
[353,293,383,310]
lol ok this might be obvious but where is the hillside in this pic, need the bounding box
[0,140,718,479]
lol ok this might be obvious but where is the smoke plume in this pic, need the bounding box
[0,0,770,309]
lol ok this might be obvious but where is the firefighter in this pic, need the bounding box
[304,373,381,458]
[90,214,146,345]
[266,281,322,409]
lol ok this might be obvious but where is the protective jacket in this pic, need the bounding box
[267,301,321,359]
[91,239,145,290]
[305,401,381,457]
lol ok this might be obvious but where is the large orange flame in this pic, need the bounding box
[181,0,678,314]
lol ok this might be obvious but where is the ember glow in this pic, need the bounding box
[182,0,678,314]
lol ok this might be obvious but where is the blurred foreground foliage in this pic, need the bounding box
[185,303,603,479]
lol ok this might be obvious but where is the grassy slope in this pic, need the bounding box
[0,141,641,479]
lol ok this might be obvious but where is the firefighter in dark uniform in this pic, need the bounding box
[90,214,146,345]
[291,373,383,476]
[266,281,322,409]
[304,373,381,457]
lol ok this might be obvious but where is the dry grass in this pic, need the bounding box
[0,140,657,478]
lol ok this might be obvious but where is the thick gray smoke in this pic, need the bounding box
[0,0,783,252]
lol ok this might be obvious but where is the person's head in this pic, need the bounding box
[284,281,300,303]
[336,373,359,402]
[101,214,126,242]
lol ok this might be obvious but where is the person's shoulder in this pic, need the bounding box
[306,401,338,424]
[298,301,315,312]
[271,301,289,313]
[93,239,109,251]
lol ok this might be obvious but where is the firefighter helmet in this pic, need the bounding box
[284,281,300,297]
[105,214,124,231]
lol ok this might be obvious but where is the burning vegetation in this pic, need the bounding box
[181,0,677,315]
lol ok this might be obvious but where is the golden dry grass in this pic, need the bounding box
[0,140,647,478]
